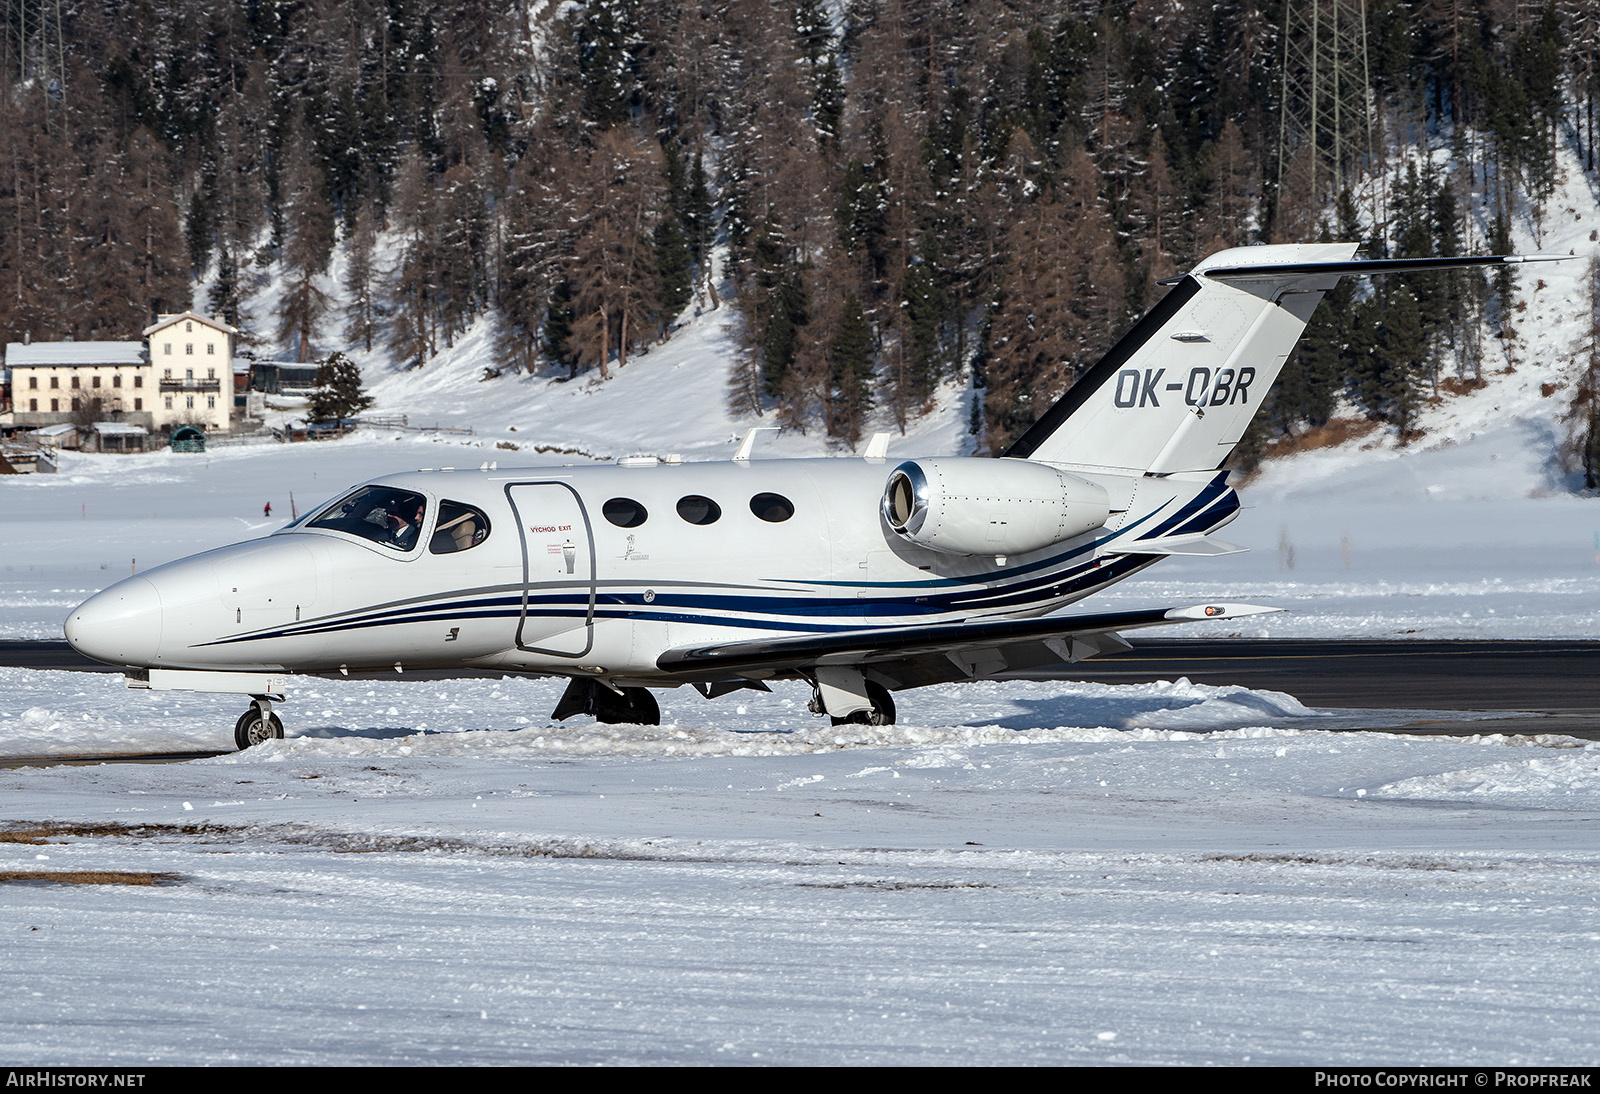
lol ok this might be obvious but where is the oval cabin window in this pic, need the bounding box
[675,495,722,525]
[602,497,649,528]
[749,492,795,523]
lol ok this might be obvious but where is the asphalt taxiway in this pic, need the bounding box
[3,637,1596,742]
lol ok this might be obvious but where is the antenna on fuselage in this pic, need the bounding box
[733,427,778,461]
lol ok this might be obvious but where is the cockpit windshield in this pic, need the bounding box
[305,486,429,551]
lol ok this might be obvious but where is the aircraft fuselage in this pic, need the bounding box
[63,455,1235,684]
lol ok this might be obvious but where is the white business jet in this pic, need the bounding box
[64,243,1556,748]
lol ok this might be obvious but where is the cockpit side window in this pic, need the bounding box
[306,486,430,551]
[430,500,491,554]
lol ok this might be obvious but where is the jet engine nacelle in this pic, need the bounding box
[880,458,1111,556]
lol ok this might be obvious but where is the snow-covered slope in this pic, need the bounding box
[237,235,977,464]
[1371,138,1599,474]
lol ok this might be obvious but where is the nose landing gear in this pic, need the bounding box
[234,696,284,750]
[551,677,662,725]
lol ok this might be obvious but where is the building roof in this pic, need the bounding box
[142,312,238,338]
[6,341,145,368]
[91,422,148,435]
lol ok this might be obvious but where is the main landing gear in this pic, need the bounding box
[808,668,897,726]
[833,681,896,726]
[547,671,897,728]
[551,678,662,725]
[233,696,284,750]
[812,679,896,726]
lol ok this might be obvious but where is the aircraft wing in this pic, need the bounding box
[656,602,1280,690]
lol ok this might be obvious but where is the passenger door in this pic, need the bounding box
[505,482,596,657]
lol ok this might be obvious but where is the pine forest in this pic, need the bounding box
[2,0,1596,460]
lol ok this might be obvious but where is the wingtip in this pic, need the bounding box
[1164,603,1283,621]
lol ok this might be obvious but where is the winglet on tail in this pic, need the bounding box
[1004,245,1564,474]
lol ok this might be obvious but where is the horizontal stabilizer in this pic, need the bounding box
[1195,253,1567,283]
[1104,535,1247,558]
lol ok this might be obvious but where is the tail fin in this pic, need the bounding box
[1003,243,1560,475]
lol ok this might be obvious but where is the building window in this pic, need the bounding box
[50,398,58,411]
[28,399,36,411]
[70,397,79,410]
[164,396,173,409]
[28,376,36,389]
[164,343,172,356]
[91,375,101,389]
[134,375,143,388]
[50,376,59,389]
[185,369,193,381]
[185,343,193,355]
[206,343,215,355]
[134,398,142,411]
[207,395,215,409]
[207,368,215,379]
[113,375,122,388]
[185,321,192,332]
[186,395,194,409]
[70,376,80,389]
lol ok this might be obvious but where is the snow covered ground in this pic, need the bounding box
[4,429,1599,1064]
[3,696,1598,1065]
[7,205,1600,1063]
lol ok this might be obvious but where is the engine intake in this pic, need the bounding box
[881,458,1111,557]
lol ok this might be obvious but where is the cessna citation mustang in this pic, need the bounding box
[65,243,1558,749]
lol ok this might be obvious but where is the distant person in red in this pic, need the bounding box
[264,502,272,518]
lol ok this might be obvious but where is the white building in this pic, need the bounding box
[3,341,151,429]
[142,313,237,434]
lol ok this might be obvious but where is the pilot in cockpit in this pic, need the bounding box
[386,500,427,549]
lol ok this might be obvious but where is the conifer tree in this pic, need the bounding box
[654,207,694,332]
[343,207,379,354]
[277,133,336,361]
[898,258,944,414]
[826,290,875,447]
[761,270,808,401]
[543,281,580,378]
[309,351,375,423]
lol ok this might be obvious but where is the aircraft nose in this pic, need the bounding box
[64,578,164,667]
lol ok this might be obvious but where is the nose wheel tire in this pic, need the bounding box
[551,679,662,725]
[234,709,284,750]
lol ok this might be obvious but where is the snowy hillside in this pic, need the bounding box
[222,133,1600,484]
[1339,139,1600,480]
[350,293,977,463]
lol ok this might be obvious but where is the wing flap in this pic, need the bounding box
[656,602,1280,681]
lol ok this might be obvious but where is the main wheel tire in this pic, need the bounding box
[830,681,896,726]
[233,709,284,750]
